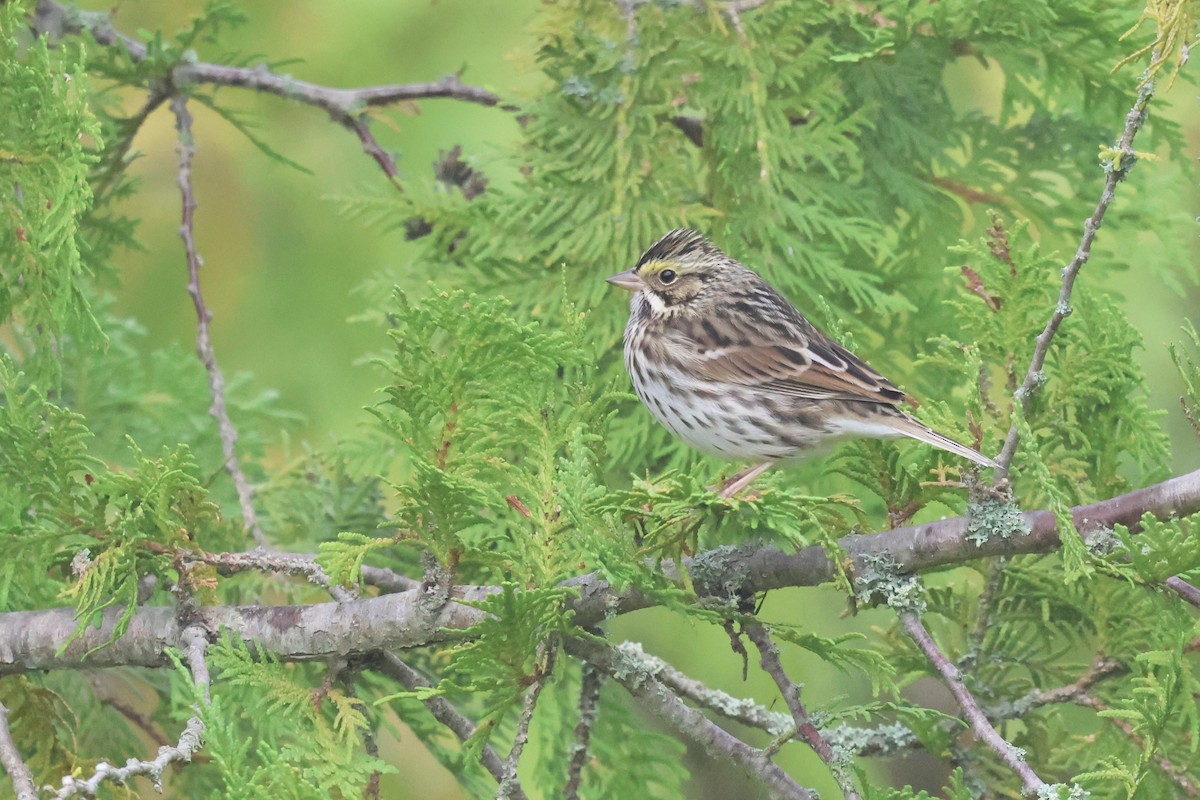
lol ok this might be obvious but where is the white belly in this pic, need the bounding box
[625,346,812,461]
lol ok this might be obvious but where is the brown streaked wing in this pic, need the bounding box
[670,324,908,406]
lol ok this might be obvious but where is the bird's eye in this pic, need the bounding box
[659,269,677,285]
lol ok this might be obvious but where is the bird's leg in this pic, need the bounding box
[714,461,775,499]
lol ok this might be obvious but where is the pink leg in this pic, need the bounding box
[715,461,775,499]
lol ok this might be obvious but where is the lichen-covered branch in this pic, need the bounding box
[630,642,792,735]
[0,702,36,800]
[2,468,1198,675]
[569,637,818,800]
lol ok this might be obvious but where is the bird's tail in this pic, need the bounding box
[893,416,998,468]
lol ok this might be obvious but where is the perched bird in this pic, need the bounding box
[607,229,997,497]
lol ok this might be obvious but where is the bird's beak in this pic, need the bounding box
[606,269,643,292]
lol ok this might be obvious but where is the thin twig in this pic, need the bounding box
[570,638,818,800]
[37,1,507,112]
[374,653,527,800]
[53,627,211,798]
[742,621,862,800]
[171,95,267,547]
[1011,647,1200,800]
[188,547,339,586]
[184,547,419,596]
[995,81,1154,473]
[361,724,382,800]
[629,641,790,735]
[497,643,556,800]
[182,64,508,114]
[1017,654,1125,710]
[0,702,37,800]
[563,663,603,800]
[342,113,399,182]
[36,1,511,183]
[898,610,1045,796]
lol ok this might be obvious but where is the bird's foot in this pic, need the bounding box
[711,461,774,499]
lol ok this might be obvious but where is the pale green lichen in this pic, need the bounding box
[1038,784,1089,800]
[688,544,748,599]
[966,496,1031,546]
[823,722,917,759]
[854,553,925,613]
[1084,526,1119,556]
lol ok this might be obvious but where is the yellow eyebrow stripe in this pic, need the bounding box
[639,259,674,276]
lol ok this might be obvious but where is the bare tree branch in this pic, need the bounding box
[34,1,509,184]
[995,81,1155,472]
[0,702,36,800]
[2,467,1198,676]
[569,638,818,800]
[171,95,267,547]
[373,653,528,800]
[0,583,499,674]
[342,113,400,182]
[183,64,506,115]
[35,2,506,112]
[899,610,1046,795]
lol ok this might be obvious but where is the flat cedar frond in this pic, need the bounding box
[1114,0,1199,88]
[1169,320,1200,438]
[0,4,104,386]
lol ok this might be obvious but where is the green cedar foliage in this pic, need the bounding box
[1,0,1199,798]
[0,2,103,386]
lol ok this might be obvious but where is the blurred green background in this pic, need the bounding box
[76,1,1200,797]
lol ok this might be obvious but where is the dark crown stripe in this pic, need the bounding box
[636,228,719,268]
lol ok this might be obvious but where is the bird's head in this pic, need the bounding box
[607,229,734,314]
